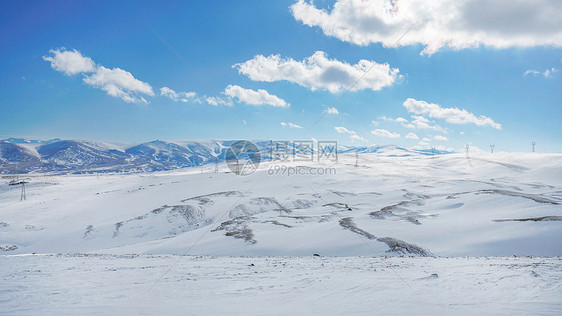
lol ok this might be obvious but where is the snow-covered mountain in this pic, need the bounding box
[0,138,451,174]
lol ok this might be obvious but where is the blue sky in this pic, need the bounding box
[1,0,561,152]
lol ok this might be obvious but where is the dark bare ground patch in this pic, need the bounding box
[0,245,18,251]
[212,217,257,244]
[448,190,561,205]
[369,200,427,225]
[339,217,432,256]
[263,220,292,228]
[493,216,562,222]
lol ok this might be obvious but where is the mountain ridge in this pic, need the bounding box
[0,138,451,174]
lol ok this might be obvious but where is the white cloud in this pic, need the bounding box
[234,51,400,93]
[205,96,230,106]
[44,48,154,103]
[335,126,355,134]
[460,131,465,135]
[404,115,446,132]
[326,107,339,114]
[422,138,431,142]
[43,48,96,75]
[335,126,366,141]
[291,0,562,56]
[405,132,419,140]
[371,128,400,138]
[281,122,303,129]
[160,87,198,103]
[382,115,446,132]
[524,70,540,76]
[403,98,501,130]
[434,135,448,141]
[524,68,559,78]
[224,85,289,107]
[83,66,154,103]
[418,141,429,146]
[380,116,409,124]
[350,134,367,142]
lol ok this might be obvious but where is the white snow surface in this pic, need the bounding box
[1,152,562,314]
[1,152,561,257]
[0,254,560,315]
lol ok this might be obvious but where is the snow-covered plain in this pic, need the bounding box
[1,254,561,315]
[1,151,562,314]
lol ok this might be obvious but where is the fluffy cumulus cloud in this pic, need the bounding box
[281,122,303,128]
[403,98,501,130]
[43,48,96,75]
[44,48,154,103]
[160,87,198,103]
[371,128,400,138]
[82,66,154,103]
[224,85,289,107]
[291,0,562,55]
[234,51,400,93]
[405,132,419,140]
[434,135,448,141]
[335,126,366,141]
[524,68,559,78]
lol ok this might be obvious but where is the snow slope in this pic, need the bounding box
[1,151,562,314]
[1,151,561,257]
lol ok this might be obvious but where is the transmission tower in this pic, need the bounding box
[466,144,470,157]
[354,152,359,168]
[532,141,536,152]
[490,144,495,153]
[20,182,26,201]
[214,159,219,173]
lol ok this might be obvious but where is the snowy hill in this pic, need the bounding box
[1,150,560,257]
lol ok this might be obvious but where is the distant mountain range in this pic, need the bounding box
[0,138,450,174]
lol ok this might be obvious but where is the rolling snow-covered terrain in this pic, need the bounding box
[1,149,561,314]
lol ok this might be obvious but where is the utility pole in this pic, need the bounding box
[532,141,536,153]
[490,144,495,153]
[466,144,470,157]
[20,182,26,201]
[354,152,359,168]
[214,159,219,173]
